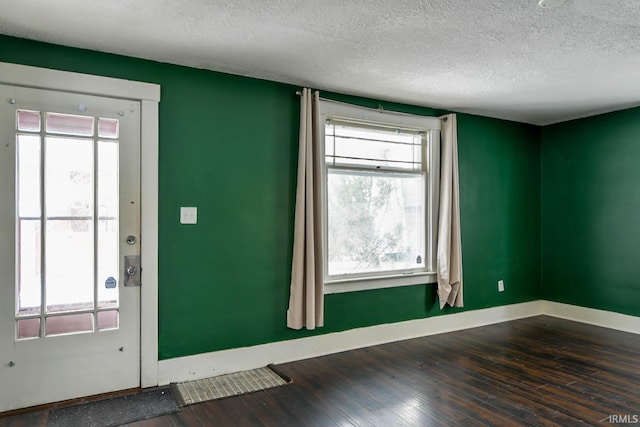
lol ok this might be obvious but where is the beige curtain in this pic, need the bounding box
[437,114,464,309]
[287,88,324,330]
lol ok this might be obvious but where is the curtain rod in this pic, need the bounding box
[295,90,447,121]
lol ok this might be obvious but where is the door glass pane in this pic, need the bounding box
[97,310,118,330]
[17,110,41,132]
[45,137,94,313]
[98,118,119,139]
[17,220,41,316]
[45,313,93,336]
[97,141,119,309]
[45,137,93,217]
[17,135,41,217]
[17,134,42,316]
[46,112,94,136]
[17,318,40,339]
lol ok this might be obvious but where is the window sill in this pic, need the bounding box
[324,272,436,294]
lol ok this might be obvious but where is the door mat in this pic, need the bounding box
[47,387,180,427]
[175,365,291,405]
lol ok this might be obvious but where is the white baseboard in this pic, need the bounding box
[541,300,640,335]
[158,301,542,385]
[158,300,640,386]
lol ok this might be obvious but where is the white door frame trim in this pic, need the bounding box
[0,61,161,388]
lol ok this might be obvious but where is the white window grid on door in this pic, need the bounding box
[15,108,121,339]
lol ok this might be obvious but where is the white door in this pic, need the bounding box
[0,84,141,412]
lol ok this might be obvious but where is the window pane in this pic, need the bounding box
[333,135,420,168]
[98,118,119,139]
[334,156,417,170]
[46,112,94,136]
[17,110,41,132]
[325,134,335,160]
[45,313,93,336]
[97,310,119,330]
[97,141,119,309]
[326,122,423,170]
[17,318,40,339]
[327,171,425,276]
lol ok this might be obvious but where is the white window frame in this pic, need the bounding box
[319,100,441,294]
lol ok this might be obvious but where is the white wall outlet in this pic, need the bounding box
[498,280,505,292]
[180,207,198,224]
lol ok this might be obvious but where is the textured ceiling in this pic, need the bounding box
[1,0,639,125]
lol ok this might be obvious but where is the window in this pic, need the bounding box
[320,101,441,293]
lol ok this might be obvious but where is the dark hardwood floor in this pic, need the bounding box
[2,315,639,426]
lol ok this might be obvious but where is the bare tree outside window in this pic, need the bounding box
[325,120,426,279]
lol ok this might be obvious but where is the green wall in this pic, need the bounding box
[0,35,542,360]
[542,107,640,316]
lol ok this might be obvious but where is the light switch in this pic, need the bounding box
[180,207,198,224]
